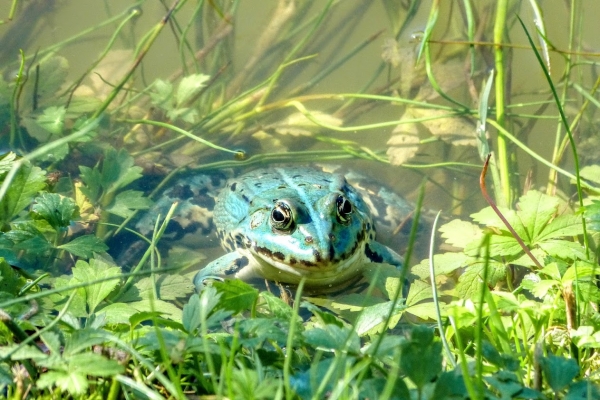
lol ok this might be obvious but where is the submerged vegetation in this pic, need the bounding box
[0,0,599,398]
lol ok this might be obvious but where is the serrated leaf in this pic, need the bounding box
[354,301,406,336]
[405,280,433,305]
[176,74,210,106]
[106,189,152,218]
[0,152,17,175]
[78,165,102,203]
[540,355,579,392]
[71,258,121,314]
[580,165,600,185]
[36,106,66,135]
[0,257,23,294]
[128,299,182,321]
[68,352,124,376]
[156,274,194,300]
[412,252,471,280]
[584,200,600,231]
[37,371,88,395]
[59,235,108,258]
[149,79,173,108]
[303,325,360,353]
[517,190,560,241]
[100,148,143,195]
[41,331,62,355]
[182,294,201,333]
[63,328,109,357]
[32,193,79,230]
[439,219,482,249]
[456,261,506,299]
[401,325,442,389]
[96,302,138,325]
[213,279,259,314]
[0,161,46,225]
[535,214,582,241]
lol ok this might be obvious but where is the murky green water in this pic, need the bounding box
[1,0,598,266]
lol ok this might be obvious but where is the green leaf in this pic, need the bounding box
[41,331,62,355]
[156,274,194,300]
[412,252,471,280]
[62,329,108,357]
[213,279,259,314]
[405,279,433,305]
[32,193,79,230]
[68,352,125,376]
[59,235,108,258]
[0,152,17,175]
[580,165,600,185]
[584,200,600,231]
[439,218,482,248]
[176,74,210,106]
[355,301,405,336]
[432,370,468,400]
[37,371,89,395]
[36,106,66,135]
[0,161,46,225]
[565,380,600,399]
[303,324,360,353]
[456,261,507,299]
[100,148,143,195]
[106,189,152,218]
[182,293,201,333]
[127,299,182,321]
[149,79,173,109]
[96,302,138,325]
[0,257,24,295]
[79,165,102,203]
[540,354,579,392]
[517,190,561,241]
[400,326,442,390]
[71,258,121,314]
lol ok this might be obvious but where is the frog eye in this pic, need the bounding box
[271,201,294,232]
[336,195,353,222]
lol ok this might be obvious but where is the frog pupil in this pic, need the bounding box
[271,202,293,231]
[336,195,352,222]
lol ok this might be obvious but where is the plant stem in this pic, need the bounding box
[493,0,510,207]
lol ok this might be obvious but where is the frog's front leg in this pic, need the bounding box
[193,251,259,291]
[365,241,404,269]
[365,242,411,296]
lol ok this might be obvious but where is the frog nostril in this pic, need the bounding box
[305,236,313,243]
[313,249,322,262]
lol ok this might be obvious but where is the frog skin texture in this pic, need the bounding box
[185,166,408,292]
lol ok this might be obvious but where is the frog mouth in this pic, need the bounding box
[251,245,366,287]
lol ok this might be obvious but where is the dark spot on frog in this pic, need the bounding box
[242,194,250,203]
[292,174,302,179]
[313,249,322,262]
[277,184,288,189]
[230,182,237,191]
[289,257,297,265]
[273,251,285,261]
[366,222,371,231]
[254,182,262,188]
[225,256,249,275]
[168,184,194,199]
[365,243,383,263]
[301,260,316,267]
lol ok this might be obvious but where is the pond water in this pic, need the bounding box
[1,0,598,281]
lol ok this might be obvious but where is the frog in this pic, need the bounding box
[187,166,409,292]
